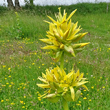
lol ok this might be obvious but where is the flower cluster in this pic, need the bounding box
[37,66,88,103]
[40,7,89,61]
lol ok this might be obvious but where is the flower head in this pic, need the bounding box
[40,8,89,61]
[37,66,88,103]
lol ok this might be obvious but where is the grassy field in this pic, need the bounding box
[0,3,110,110]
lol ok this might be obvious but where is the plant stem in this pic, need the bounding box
[62,98,69,110]
[60,52,64,69]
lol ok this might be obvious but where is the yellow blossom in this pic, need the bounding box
[83,97,87,100]
[37,66,88,103]
[40,8,89,62]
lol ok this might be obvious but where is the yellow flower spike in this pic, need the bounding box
[37,66,88,103]
[40,8,89,62]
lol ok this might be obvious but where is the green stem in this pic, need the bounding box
[62,98,69,110]
[60,52,64,69]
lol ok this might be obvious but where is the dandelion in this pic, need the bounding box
[102,86,105,89]
[88,107,90,110]
[24,96,26,98]
[76,103,81,106]
[8,68,11,71]
[89,99,91,101]
[91,86,94,89]
[79,101,81,103]
[6,99,9,101]
[83,97,87,100]
[11,102,15,105]
[22,106,25,108]
[9,85,12,87]
[32,63,35,65]
[20,101,24,104]
[1,100,4,102]
[3,65,6,68]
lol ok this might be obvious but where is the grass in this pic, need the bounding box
[0,3,110,110]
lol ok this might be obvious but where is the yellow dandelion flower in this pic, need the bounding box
[89,99,91,101]
[11,102,15,105]
[83,97,87,100]
[22,106,25,108]
[20,101,24,104]
[24,96,26,98]
[9,85,12,87]
[1,100,4,102]
[8,68,11,71]
[3,65,6,68]
[91,86,94,89]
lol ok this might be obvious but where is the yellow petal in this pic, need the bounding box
[47,15,58,24]
[39,39,52,45]
[41,45,58,50]
[37,84,50,88]
[38,77,47,83]
[80,42,90,47]
[75,81,88,87]
[82,85,89,91]
[70,86,75,101]
[73,32,88,42]
[67,9,77,21]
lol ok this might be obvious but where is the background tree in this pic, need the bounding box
[7,0,20,10]
[15,0,20,10]
[7,0,14,10]
[29,0,34,6]
[24,0,34,6]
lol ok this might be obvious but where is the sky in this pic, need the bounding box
[0,0,110,6]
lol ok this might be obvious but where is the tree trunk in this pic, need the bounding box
[15,0,20,10]
[7,0,14,10]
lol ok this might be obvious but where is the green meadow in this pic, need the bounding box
[0,3,110,110]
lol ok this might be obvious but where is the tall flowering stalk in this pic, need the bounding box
[37,8,89,110]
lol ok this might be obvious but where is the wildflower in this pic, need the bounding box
[88,107,90,110]
[11,102,15,105]
[20,101,24,104]
[3,65,6,68]
[9,85,12,87]
[22,106,25,108]
[83,97,87,100]
[91,86,94,89]
[8,68,11,71]
[40,8,89,62]
[1,100,4,102]
[6,99,9,101]
[37,66,88,103]
[24,96,26,98]
[89,99,91,101]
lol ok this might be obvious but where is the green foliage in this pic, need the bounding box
[0,4,110,110]
[22,2,110,15]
